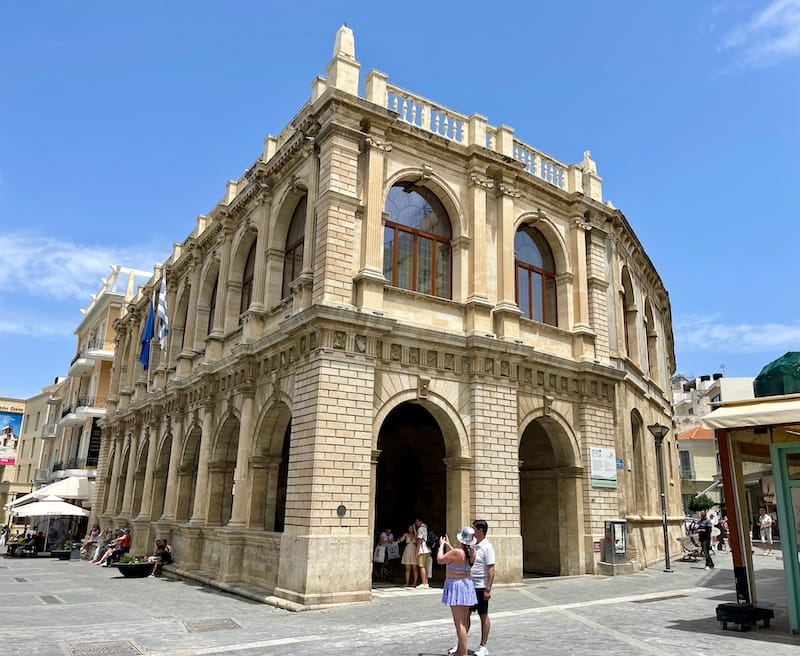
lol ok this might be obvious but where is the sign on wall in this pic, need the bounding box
[0,399,25,467]
[591,447,618,488]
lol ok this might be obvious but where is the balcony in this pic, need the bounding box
[34,468,51,483]
[41,423,59,439]
[46,395,61,406]
[68,355,96,377]
[680,466,696,481]
[51,457,98,479]
[85,337,115,361]
[58,404,85,427]
[76,395,107,419]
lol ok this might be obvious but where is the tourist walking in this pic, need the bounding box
[438,527,478,656]
[758,507,774,555]
[696,510,714,570]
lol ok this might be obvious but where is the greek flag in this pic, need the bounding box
[156,277,169,348]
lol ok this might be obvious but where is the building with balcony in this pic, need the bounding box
[673,374,754,513]
[55,266,150,491]
[96,26,678,608]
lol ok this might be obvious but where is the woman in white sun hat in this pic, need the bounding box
[437,526,478,656]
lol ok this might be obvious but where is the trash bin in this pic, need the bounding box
[602,519,627,564]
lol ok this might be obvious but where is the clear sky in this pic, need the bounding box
[1,1,798,400]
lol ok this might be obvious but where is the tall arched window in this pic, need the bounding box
[621,267,637,361]
[515,226,557,325]
[383,184,452,299]
[239,242,256,321]
[207,278,218,335]
[282,196,307,299]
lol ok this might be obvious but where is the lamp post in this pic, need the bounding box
[648,422,673,573]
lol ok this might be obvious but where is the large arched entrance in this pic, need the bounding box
[375,402,446,580]
[519,416,582,576]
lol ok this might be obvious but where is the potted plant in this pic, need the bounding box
[52,540,73,560]
[116,555,152,578]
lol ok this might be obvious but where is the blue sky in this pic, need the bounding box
[1,1,798,400]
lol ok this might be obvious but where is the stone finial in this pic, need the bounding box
[333,23,356,59]
[581,150,597,174]
[326,24,361,96]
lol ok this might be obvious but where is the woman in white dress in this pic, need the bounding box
[399,524,419,587]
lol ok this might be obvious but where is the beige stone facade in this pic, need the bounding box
[95,26,680,608]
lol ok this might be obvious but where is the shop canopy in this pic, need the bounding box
[4,476,90,510]
[10,495,89,518]
[702,394,800,430]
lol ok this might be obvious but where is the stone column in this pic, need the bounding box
[206,227,233,361]
[464,171,493,336]
[250,188,272,311]
[248,456,281,530]
[492,179,522,340]
[273,351,375,606]
[354,134,390,312]
[443,456,472,534]
[587,226,612,362]
[228,387,255,527]
[135,421,159,519]
[120,427,139,518]
[189,401,215,525]
[105,432,124,518]
[161,410,185,520]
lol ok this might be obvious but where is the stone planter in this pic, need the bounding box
[52,550,72,561]
[117,562,153,578]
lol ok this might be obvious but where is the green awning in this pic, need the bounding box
[754,351,800,397]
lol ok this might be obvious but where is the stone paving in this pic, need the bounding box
[1,550,797,656]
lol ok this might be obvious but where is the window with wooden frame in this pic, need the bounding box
[282,196,307,299]
[383,184,452,299]
[515,226,557,325]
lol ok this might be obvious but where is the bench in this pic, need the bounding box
[676,535,702,562]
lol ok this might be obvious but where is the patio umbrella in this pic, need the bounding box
[32,476,90,500]
[11,496,89,551]
[11,495,89,518]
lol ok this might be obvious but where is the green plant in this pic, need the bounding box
[119,555,145,565]
[688,494,715,512]
[62,541,73,550]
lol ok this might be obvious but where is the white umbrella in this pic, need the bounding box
[10,496,89,551]
[11,495,89,518]
[32,476,90,500]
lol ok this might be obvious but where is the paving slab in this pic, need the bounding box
[0,550,797,655]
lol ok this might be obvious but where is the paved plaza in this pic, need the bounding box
[1,550,797,656]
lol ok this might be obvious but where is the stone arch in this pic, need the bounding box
[518,410,584,576]
[372,390,470,458]
[384,167,465,238]
[249,398,292,530]
[630,408,647,513]
[229,226,258,318]
[149,430,172,520]
[196,257,221,345]
[514,212,569,275]
[176,423,202,522]
[269,180,310,247]
[207,413,240,526]
[171,282,191,354]
[130,434,150,517]
[643,299,659,381]
[114,442,130,516]
[621,266,639,363]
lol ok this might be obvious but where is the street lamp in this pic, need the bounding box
[648,422,673,573]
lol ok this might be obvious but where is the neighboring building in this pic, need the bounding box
[96,26,678,608]
[676,426,719,511]
[48,266,150,497]
[673,374,755,513]
[0,396,26,518]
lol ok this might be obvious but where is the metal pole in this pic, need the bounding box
[655,435,673,573]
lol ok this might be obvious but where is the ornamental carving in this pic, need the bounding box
[409,347,419,364]
[390,344,402,361]
[355,335,367,354]
[426,351,438,368]
[484,358,494,374]
[334,332,346,349]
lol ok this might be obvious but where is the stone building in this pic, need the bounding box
[95,26,679,608]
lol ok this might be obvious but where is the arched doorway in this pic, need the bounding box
[375,402,446,579]
[519,416,581,576]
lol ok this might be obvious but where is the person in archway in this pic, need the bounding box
[414,518,431,588]
[400,523,419,587]
[438,527,477,656]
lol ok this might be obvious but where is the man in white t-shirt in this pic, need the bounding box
[414,518,430,588]
[449,518,495,656]
[758,507,774,555]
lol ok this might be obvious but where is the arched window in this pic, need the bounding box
[239,242,256,321]
[282,196,306,299]
[383,184,452,299]
[207,278,218,335]
[621,267,637,360]
[515,226,557,325]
